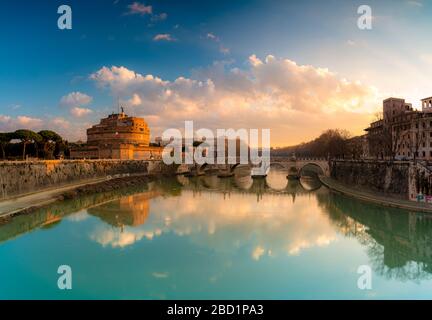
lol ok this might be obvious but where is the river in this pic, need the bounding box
[1,167,432,299]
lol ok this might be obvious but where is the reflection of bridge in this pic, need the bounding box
[177,157,330,177]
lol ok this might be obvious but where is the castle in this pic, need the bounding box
[70,110,163,160]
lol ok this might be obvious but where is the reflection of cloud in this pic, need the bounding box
[89,189,337,257]
[152,272,169,278]
[90,226,161,248]
[66,211,89,222]
[252,246,266,260]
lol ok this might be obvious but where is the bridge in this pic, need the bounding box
[176,156,330,177]
[269,157,330,177]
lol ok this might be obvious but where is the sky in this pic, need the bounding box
[1,0,432,146]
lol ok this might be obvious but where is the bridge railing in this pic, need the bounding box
[270,156,328,162]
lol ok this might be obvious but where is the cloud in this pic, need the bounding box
[59,92,93,119]
[125,2,152,15]
[206,32,230,55]
[60,91,92,108]
[153,33,175,42]
[90,54,379,145]
[151,12,168,22]
[219,45,230,55]
[407,0,422,7]
[128,93,142,106]
[70,107,93,117]
[207,33,219,41]
[420,54,432,65]
[0,115,43,131]
[0,114,89,142]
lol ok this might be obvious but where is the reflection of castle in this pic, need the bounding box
[70,111,163,160]
[88,191,160,228]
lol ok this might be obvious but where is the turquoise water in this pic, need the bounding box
[1,169,432,299]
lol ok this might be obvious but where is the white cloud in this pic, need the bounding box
[207,33,219,41]
[90,54,380,145]
[206,32,230,55]
[128,93,142,106]
[420,54,432,65]
[16,116,43,127]
[125,2,152,15]
[0,114,88,142]
[407,0,423,7]
[153,33,175,42]
[70,107,93,117]
[60,91,92,108]
[151,12,168,22]
[0,115,43,131]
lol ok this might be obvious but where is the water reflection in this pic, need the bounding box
[319,192,432,281]
[1,171,432,285]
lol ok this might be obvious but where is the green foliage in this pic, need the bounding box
[13,129,42,143]
[0,132,12,143]
[0,132,13,159]
[38,130,62,143]
[37,130,63,159]
[13,130,43,160]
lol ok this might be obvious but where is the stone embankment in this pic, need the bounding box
[329,160,410,198]
[0,159,169,200]
[319,175,432,213]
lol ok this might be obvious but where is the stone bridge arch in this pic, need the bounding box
[298,162,327,176]
[270,158,330,177]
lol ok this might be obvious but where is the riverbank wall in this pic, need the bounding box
[329,160,410,199]
[0,159,170,200]
[329,159,432,201]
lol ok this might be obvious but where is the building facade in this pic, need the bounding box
[365,97,432,160]
[70,111,163,160]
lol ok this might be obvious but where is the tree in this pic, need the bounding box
[38,130,62,159]
[13,130,42,160]
[0,132,12,159]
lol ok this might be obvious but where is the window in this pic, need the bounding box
[423,151,426,157]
